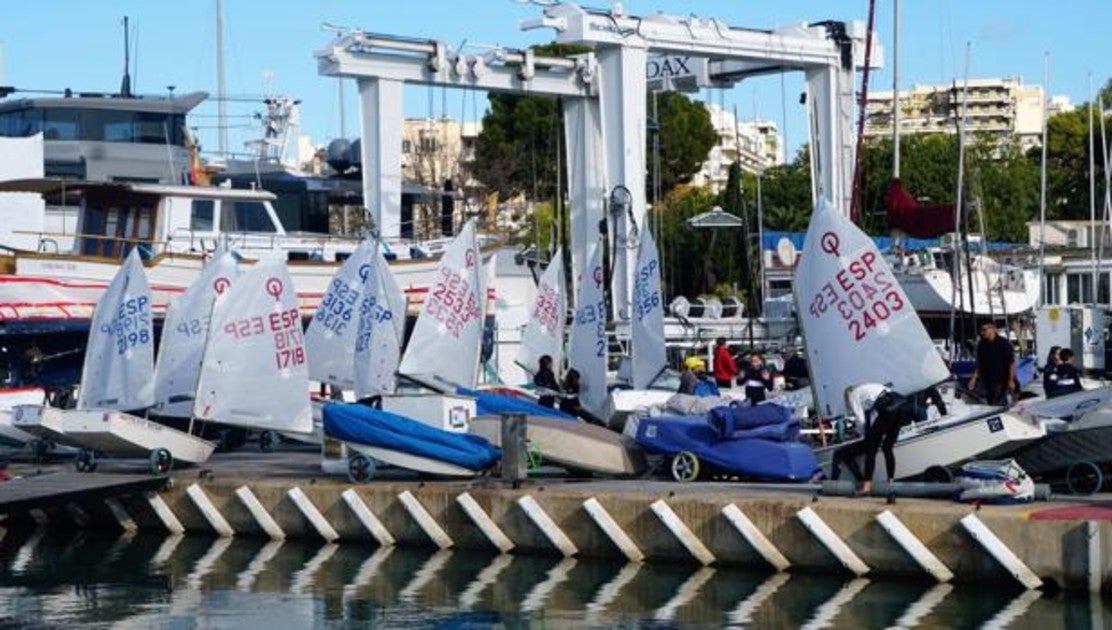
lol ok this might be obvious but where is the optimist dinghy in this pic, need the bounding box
[469,414,646,476]
[795,199,1044,481]
[16,250,215,472]
[0,388,48,447]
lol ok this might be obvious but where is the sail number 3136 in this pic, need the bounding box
[807,251,906,341]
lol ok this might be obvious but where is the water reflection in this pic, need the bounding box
[0,528,1106,628]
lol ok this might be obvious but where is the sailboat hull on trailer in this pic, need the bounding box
[815,405,1045,481]
[46,408,215,465]
[469,415,647,476]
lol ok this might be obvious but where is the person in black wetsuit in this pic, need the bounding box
[559,369,581,415]
[1047,348,1083,398]
[742,353,775,404]
[782,349,809,390]
[831,384,912,494]
[533,355,561,408]
[968,322,1016,406]
[1042,345,1061,397]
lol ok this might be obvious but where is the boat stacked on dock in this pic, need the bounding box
[795,198,1046,481]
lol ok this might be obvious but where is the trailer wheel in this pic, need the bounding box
[259,430,277,453]
[149,448,173,475]
[923,465,953,483]
[1066,461,1103,496]
[75,448,97,473]
[348,454,375,484]
[670,451,701,482]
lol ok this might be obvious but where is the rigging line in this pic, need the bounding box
[848,0,878,224]
[948,42,971,363]
[1037,53,1049,308]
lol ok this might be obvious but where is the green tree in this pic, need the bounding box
[653,92,718,193]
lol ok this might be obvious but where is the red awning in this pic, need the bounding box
[885,178,956,239]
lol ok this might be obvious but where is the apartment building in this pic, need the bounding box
[691,103,785,192]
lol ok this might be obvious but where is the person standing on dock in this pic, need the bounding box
[968,323,1017,406]
[533,355,561,408]
[1042,345,1062,396]
[559,369,581,416]
[831,383,908,494]
[712,337,739,389]
[742,354,774,404]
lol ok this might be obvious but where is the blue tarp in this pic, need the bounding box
[458,387,576,421]
[635,416,819,482]
[760,230,1018,253]
[323,403,501,471]
[707,403,796,438]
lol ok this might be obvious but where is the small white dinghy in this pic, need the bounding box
[469,415,646,476]
[0,387,48,447]
[795,199,1045,481]
[18,250,216,472]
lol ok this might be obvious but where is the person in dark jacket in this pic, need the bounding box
[968,323,1016,406]
[1047,348,1083,399]
[533,355,561,408]
[782,349,810,389]
[1042,345,1062,396]
[742,353,775,404]
[559,369,581,415]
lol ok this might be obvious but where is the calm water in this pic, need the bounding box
[0,530,1107,629]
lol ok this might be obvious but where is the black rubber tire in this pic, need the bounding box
[923,465,954,483]
[259,430,276,453]
[75,448,97,473]
[1066,461,1103,496]
[348,454,375,484]
[149,448,173,476]
[670,451,701,482]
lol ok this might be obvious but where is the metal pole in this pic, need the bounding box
[1090,73,1097,305]
[215,0,228,156]
[500,413,527,483]
[1038,53,1049,307]
[892,0,901,179]
[948,43,971,362]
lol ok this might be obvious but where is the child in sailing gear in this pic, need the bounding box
[742,354,775,404]
[1047,348,1083,399]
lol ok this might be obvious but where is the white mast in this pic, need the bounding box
[1038,54,1049,307]
[948,43,972,362]
[892,0,901,178]
[1089,73,1097,304]
[215,0,228,156]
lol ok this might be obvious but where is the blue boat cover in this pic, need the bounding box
[323,403,501,471]
[635,416,819,482]
[457,387,576,421]
[707,404,796,438]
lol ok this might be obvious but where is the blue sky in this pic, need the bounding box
[1,1,1107,159]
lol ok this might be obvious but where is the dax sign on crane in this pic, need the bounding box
[645,55,708,92]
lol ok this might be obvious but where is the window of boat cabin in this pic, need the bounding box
[0,106,184,145]
[219,200,277,233]
[191,200,215,231]
[78,191,158,259]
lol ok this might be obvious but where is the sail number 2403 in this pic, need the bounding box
[807,251,906,341]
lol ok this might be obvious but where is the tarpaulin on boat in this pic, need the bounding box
[457,387,576,421]
[323,403,501,471]
[886,178,957,239]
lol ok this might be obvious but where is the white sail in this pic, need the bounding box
[631,229,666,389]
[193,255,312,433]
[794,198,950,418]
[305,239,377,389]
[153,252,238,417]
[516,248,566,375]
[398,220,483,389]
[77,249,155,410]
[568,246,608,417]
[353,246,409,398]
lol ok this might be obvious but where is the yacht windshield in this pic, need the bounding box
[219,200,278,233]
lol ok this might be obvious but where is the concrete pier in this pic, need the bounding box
[2,450,1110,597]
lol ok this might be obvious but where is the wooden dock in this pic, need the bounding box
[0,472,168,515]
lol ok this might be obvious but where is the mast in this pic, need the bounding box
[1089,73,1097,304]
[948,43,971,362]
[1037,54,1049,307]
[892,0,901,178]
[215,0,228,156]
[119,17,132,97]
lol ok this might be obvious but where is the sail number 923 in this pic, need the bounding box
[807,251,906,341]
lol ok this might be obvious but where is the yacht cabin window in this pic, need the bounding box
[77,193,158,259]
[219,200,278,233]
[190,200,215,231]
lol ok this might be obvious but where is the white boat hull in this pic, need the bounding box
[817,408,1046,481]
[894,265,1039,316]
[346,442,479,478]
[0,388,47,447]
[1011,402,1112,475]
[469,415,646,476]
[28,407,215,465]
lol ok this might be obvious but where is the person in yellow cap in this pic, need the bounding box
[678,356,719,396]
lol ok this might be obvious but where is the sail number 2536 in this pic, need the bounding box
[806,251,906,341]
